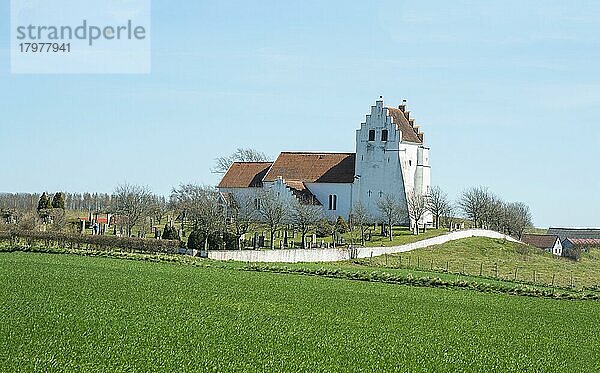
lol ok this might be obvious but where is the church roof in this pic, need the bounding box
[218,162,273,188]
[386,107,424,144]
[263,152,356,184]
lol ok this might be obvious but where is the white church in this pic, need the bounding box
[218,97,433,228]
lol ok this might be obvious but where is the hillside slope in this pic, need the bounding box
[362,237,600,288]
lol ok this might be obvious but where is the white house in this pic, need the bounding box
[218,97,433,228]
[521,234,563,256]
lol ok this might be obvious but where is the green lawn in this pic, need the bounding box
[0,252,598,372]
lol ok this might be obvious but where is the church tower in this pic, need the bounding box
[353,97,432,227]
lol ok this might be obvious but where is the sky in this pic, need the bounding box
[1,0,599,228]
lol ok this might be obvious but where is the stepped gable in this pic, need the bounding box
[385,103,424,144]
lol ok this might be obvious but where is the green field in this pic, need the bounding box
[1,252,599,372]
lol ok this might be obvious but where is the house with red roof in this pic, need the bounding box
[521,234,563,256]
[218,97,432,226]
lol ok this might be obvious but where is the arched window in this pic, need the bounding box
[368,130,375,141]
[328,195,337,210]
[381,129,388,141]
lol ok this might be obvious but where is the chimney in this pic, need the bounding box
[398,99,407,111]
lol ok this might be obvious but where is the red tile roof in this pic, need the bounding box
[218,162,273,188]
[386,107,424,144]
[263,152,356,183]
[521,234,558,249]
[565,238,600,246]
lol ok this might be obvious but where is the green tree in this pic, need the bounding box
[37,192,51,211]
[51,192,65,209]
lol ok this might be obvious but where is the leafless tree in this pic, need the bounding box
[112,183,154,236]
[376,194,405,240]
[407,189,429,234]
[503,202,532,239]
[49,209,70,232]
[256,189,289,249]
[212,148,269,174]
[427,186,451,229]
[351,201,371,246]
[458,186,492,228]
[228,193,258,250]
[171,184,225,249]
[290,198,323,249]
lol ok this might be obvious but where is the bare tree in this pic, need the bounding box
[458,186,492,228]
[112,183,154,237]
[228,193,258,250]
[407,189,428,234]
[290,198,323,249]
[256,189,289,249]
[212,148,269,174]
[376,194,405,241]
[427,186,451,230]
[503,202,532,239]
[171,184,225,250]
[351,201,371,246]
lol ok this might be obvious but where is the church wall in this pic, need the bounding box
[304,182,352,221]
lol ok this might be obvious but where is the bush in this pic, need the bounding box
[315,219,333,238]
[162,225,180,241]
[335,216,349,234]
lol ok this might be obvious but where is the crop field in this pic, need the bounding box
[0,252,599,372]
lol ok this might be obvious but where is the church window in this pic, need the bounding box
[367,190,372,197]
[379,191,383,197]
[254,198,261,210]
[409,160,412,166]
[368,130,375,141]
[381,129,388,141]
[328,195,337,210]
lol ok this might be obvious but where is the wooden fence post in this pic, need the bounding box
[479,263,483,276]
[445,261,449,273]
[494,263,498,278]
[552,274,556,287]
[417,257,420,269]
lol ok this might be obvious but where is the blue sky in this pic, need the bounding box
[1,0,599,227]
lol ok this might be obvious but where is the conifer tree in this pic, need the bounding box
[37,192,51,211]
[51,192,65,209]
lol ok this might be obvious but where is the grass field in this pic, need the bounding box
[0,252,599,372]
[354,237,600,289]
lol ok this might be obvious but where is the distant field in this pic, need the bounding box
[0,252,598,372]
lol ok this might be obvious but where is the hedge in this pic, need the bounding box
[0,230,181,254]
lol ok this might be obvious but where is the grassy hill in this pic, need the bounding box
[351,237,600,289]
[0,251,598,372]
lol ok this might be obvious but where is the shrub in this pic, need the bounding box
[162,225,180,241]
[316,219,333,238]
[335,216,349,234]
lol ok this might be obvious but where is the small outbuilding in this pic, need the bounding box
[521,234,563,256]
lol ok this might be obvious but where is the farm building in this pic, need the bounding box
[218,97,433,228]
[547,228,600,241]
[521,234,563,256]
